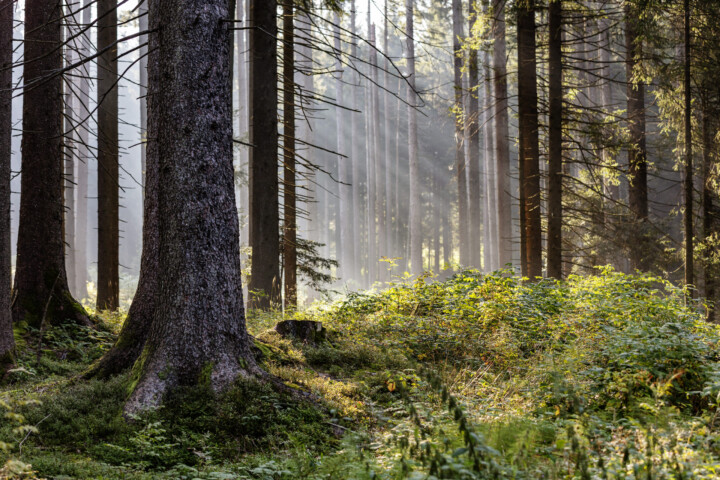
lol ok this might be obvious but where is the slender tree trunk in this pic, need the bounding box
[517,0,542,279]
[406,0,422,274]
[237,0,249,248]
[702,100,718,320]
[481,0,496,271]
[371,25,385,279]
[467,0,481,268]
[13,0,88,328]
[625,4,648,271]
[283,1,297,308]
[547,0,562,279]
[492,0,512,269]
[125,0,258,414]
[0,0,15,367]
[334,13,351,284]
[140,0,148,201]
[63,10,77,296]
[350,0,363,282]
[683,0,693,290]
[452,0,468,266]
[384,0,393,266]
[96,0,119,310]
[74,0,91,301]
[248,0,280,308]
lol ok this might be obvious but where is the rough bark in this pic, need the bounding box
[248,0,280,308]
[517,0,542,279]
[683,0,693,290]
[140,0,148,200]
[0,0,15,367]
[13,0,89,329]
[625,3,649,272]
[492,0,512,268]
[452,0,468,267]
[125,0,258,414]
[283,2,297,308]
[406,0,422,274]
[547,0,562,279]
[467,0,481,268]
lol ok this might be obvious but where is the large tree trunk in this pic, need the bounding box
[625,3,649,272]
[13,0,88,329]
[517,0,542,279]
[683,0,693,289]
[63,12,77,296]
[452,0,468,267]
[283,2,297,308]
[96,0,120,311]
[0,0,14,367]
[492,0,512,269]
[467,0,481,269]
[74,0,91,302]
[406,0,422,274]
[140,0,148,201]
[248,0,280,308]
[546,0,562,279]
[125,0,258,414]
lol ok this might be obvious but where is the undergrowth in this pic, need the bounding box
[2,268,720,479]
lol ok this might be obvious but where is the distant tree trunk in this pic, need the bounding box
[13,0,89,328]
[0,0,14,367]
[350,0,363,281]
[140,0,148,199]
[683,0,693,290]
[125,0,258,414]
[492,0,512,269]
[370,25,385,278]
[625,3,648,272]
[334,13,351,284]
[63,11,77,296]
[74,0,91,302]
[452,0,468,266]
[467,0,481,268]
[248,0,280,308]
[96,0,119,311]
[482,0,497,271]
[383,0,393,266]
[547,0,562,279]
[702,102,718,320]
[517,0,542,279]
[282,2,297,308]
[406,0,422,274]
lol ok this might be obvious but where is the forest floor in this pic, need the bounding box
[2,269,720,479]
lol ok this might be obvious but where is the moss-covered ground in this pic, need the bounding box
[3,269,720,479]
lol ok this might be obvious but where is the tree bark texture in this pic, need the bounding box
[547,0,563,279]
[683,0,693,289]
[283,2,297,308]
[14,0,88,329]
[517,0,542,279]
[125,0,258,414]
[0,0,15,366]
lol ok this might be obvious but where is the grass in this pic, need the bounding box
[2,268,720,479]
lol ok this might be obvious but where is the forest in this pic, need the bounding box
[1,0,720,478]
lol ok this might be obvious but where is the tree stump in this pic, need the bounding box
[274,320,326,344]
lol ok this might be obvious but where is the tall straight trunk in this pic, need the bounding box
[517,0,542,279]
[482,0,497,271]
[467,0,481,268]
[350,0,362,281]
[14,0,88,328]
[0,0,14,367]
[74,0,90,301]
[395,78,406,272]
[248,0,280,308]
[140,0,148,199]
[334,14,351,283]
[283,2,297,308]
[683,0,693,290]
[371,25,385,277]
[702,103,718,319]
[296,11,315,248]
[546,0,562,279]
[492,0,512,269]
[383,0,393,264]
[452,0,468,266]
[625,4,648,271]
[237,0,249,248]
[125,0,258,414]
[63,13,77,296]
[406,0,422,274]
[97,0,119,310]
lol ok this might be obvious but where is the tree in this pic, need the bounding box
[517,0,541,279]
[452,0,468,266]
[406,0,422,274]
[97,0,120,310]
[13,0,88,328]
[0,0,15,367]
[625,2,649,271]
[125,0,258,414]
[248,0,280,309]
[547,0,563,278]
[467,0,481,268]
[283,1,297,308]
[492,0,512,268]
[683,0,693,289]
